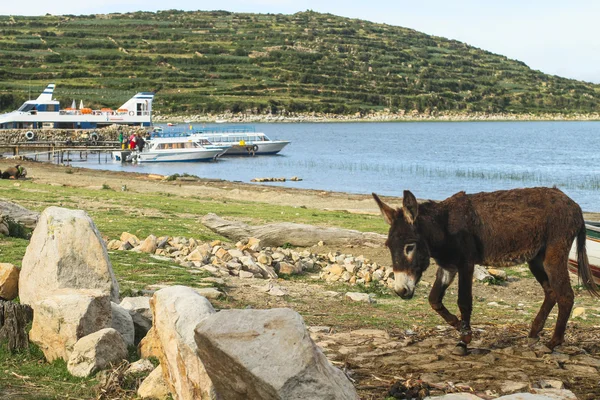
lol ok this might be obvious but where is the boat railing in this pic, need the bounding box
[192,125,256,134]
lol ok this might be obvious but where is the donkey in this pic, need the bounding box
[373,187,599,355]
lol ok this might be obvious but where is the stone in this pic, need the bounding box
[329,264,344,276]
[500,380,529,393]
[139,327,161,359]
[277,261,299,275]
[539,379,565,389]
[29,289,111,362]
[111,302,135,347]
[126,358,155,376]
[193,287,224,300]
[487,268,507,280]
[138,366,171,399]
[0,263,19,300]
[256,253,272,265]
[495,389,578,399]
[120,232,140,244]
[239,270,254,279]
[227,249,244,259]
[215,247,232,262]
[0,200,39,229]
[424,394,483,399]
[139,235,158,254]
[572,307,586,319]
[474,265,493,282]
[194,308,359,400]
[120,296,153,344]
[345,292,376,303]
[67,328,128,377]
[151,286,216,400]
[19,207,120,306]
[106,239,122,250]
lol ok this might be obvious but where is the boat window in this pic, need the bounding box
[17,103,36,112]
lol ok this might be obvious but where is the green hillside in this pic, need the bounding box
[0,10,599,116]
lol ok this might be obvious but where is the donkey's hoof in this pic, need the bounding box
[452,344,468,356]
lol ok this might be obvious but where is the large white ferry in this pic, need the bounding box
[0,84,154,130]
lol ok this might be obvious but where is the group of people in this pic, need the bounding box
[118,132,150,151]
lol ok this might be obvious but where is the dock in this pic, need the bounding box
[0,140,123,164]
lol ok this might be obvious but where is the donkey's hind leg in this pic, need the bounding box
[528,254,556,340]
[543,244,575,349]
[428,267,459,329]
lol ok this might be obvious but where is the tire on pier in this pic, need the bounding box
[24,131,35,141]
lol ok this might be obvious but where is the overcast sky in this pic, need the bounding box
[4,0,600,83]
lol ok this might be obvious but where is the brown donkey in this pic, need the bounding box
[373,187,599,355]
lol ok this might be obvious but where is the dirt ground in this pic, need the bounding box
[3,160,600,399]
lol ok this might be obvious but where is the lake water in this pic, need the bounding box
[74,121,600,212]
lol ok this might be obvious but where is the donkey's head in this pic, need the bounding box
[373,191,430,299]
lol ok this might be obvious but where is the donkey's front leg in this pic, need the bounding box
[453,263,474,356]
[428,266,459,329]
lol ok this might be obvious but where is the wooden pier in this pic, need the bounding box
[0,141,123,164]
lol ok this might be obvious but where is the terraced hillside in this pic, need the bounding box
[0,10,599,116]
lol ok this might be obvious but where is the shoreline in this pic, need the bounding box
[153,112,600,124]
[3,159,599,220]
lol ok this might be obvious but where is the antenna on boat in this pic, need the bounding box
[28,79,31,100]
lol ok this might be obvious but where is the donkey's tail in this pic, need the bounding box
[577,224,600,298]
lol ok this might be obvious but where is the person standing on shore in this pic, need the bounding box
[118,132,124,149]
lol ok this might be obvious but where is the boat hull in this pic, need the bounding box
[223,141,290,155]
[568,224,600,285]
[137,148,223,162]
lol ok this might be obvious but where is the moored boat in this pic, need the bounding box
[153,126,290,155]
[134,136,228,163]
[0,84,154,130]
[568,221,600,285]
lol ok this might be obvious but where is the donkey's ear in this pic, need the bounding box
[372,193,398,225]
[402,190,419,224]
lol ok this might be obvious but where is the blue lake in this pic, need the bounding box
[75,121,600,212]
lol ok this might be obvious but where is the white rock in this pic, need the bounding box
[29,289,111,362]
[67,328,128,377]
[193,287,224,300]
[120,296,153,344]
[111,302,135,347]
[151,286,216,400]
[239,270,254,279]
[138,366,171,399]
[194,308,359,400]
[125,359,155,376]
[345,292,376,303]
[19,207,119,306]
[473,265,493,282]
[572,307,586,319]
[500,381,529,393]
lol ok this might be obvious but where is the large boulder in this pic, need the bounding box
[194,308,359,400]
[19,207,119,306]
[0,263,19,300]
[151,286,217,400]
[120,296,153,344]
[67,328,128,377]
[29,289,111,362]
[111,302,135,347]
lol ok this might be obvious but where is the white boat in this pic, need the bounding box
[568,221,600,285]
[188,126,290,155]
[0,84,154,130]
[134,136,228,163]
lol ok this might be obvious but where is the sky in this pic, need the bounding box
[4,0,600,84]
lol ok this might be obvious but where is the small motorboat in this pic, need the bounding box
[568,221,600,285]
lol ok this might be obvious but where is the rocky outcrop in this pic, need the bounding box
[151,286,216,400]
[29,289,111,362]
[111,302,135,347]
[194,308,359,400]
[0,200,39,230]
[0,263,19,300]
[202,213,386,247]
[120,296,152,344]
[19,207,119,306]
[138,366,171,400]
[67,328,128,377]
